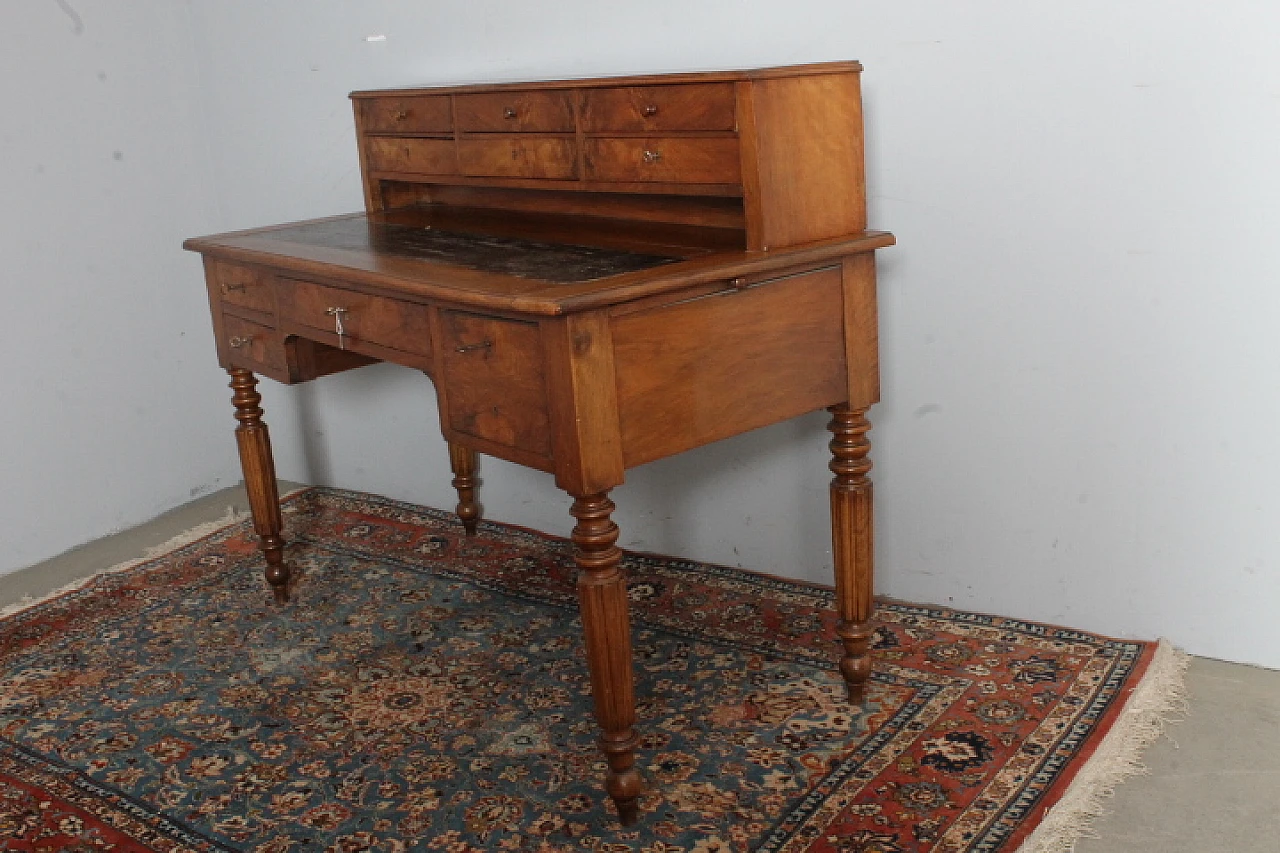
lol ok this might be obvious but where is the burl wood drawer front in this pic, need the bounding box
[612,267,847,467]
[580,83,736,132]
[210,261,274,315]
[439,311,552,456]
[360,95,453,133]
[366,137,458,176]
[277,279,433,357]
[458,138,577,180]
[584,137,741,184]
[455,91,575,133]
[221,314,286,375]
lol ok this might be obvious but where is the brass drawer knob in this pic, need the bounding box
[228,335,253,348]
[221,282,247,294]
[642,149,663,164]
[393,109,409,121]
[503,107,517,119]
[641,104,658,117]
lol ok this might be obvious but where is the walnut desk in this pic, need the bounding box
[184,61,894,825]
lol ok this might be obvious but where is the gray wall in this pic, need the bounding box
[6,2,1280,668]
[1,3,230,571]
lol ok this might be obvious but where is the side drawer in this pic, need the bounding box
[360,95,452,134]
[439,311,551,456]
[455,91,574,132]
[457,137,577,180]
[220,314,286,375]
[366,137,458,176]
[584,137,741,184]
[277,278,433,358]
[209,261,274,315]
[581,83,736,132]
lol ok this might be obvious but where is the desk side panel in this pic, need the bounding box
[611,265,848,468]
[743,72,867,250]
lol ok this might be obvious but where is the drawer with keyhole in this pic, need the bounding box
[276,278,433,358]
[220,314,285,374]
[209,260,274,315]
[439,311,551,456]
[366,137,458,176]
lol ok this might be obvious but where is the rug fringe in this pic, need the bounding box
[1015,638,1190,852]
[0,507,248,621]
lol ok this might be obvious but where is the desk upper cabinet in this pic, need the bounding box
[351,62,868,251]
[186,62,893,827]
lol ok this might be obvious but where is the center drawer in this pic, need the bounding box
[458,137,577,180]
[277,278,433,358]
[455,91,574,133]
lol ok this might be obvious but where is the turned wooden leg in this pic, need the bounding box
[828,404,875,704]
[229,368,289,604]
[447,442,481,536]
[570,493,642,826]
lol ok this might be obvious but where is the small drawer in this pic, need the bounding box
[581,83,736,132]
[277,279,433,358]
[366,137,458,176]
[584,137,741,184]
[210,261,274,315]
[439,311,551,456]
[221,314,285,374]
[458,137,577,180]
[360,95,452,134]
[455,91,574,133]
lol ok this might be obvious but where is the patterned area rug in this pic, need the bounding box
[0,488,1183,852]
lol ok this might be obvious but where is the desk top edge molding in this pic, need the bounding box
[182,225,895,317]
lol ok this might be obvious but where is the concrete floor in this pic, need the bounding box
[5,484,1278,851]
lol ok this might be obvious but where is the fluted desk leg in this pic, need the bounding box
[570,492,642,826]
[447,442,481,536]
[228,368,288,604]
[828,404,875,703]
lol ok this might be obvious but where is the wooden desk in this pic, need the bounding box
[185,62,893,826]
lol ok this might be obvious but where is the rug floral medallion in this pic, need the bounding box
[0,489,1154,852]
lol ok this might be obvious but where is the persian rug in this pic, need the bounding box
[0,488,1185,853]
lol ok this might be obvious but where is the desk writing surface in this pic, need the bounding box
[185,206,893,315]
[280,217,683,282]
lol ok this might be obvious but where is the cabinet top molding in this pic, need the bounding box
[350,60,863,98]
